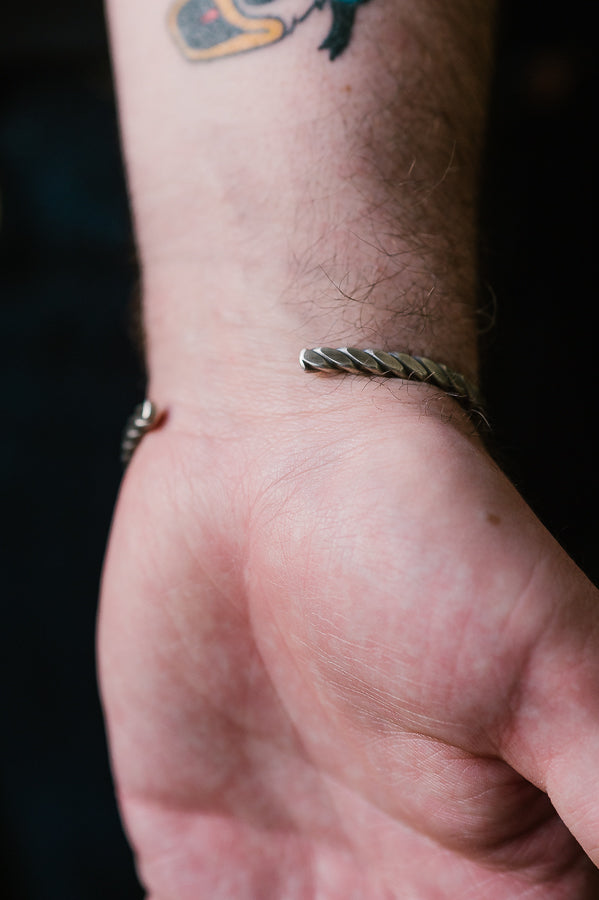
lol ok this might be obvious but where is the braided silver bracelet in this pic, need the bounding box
[300,347,484,416]
[121,348,483,465]
[121,399,160,466]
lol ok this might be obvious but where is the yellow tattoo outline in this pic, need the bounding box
[168,0,286,60]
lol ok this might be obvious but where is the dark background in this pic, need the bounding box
[1,1,597,897]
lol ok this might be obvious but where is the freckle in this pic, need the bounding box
[487,513,501,526]
[343,84,352,93]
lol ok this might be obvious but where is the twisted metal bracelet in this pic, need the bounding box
[121,399,160,466]
[300,347,484,415]
[121,349,483,465]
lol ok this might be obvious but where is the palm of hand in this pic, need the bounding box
[99,405,599,899]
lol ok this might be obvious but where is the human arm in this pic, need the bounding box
[98,1,599,897]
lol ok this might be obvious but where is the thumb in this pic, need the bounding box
[500,551,599,865]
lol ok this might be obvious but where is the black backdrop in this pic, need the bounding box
[1,2,597,897]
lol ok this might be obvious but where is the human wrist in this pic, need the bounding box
[144,270,478,387]
[136,76,484,395]
[139,283,482,452]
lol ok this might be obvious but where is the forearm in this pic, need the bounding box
[106,0,494,399]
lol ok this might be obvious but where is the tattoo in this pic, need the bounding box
[168,0,370,62]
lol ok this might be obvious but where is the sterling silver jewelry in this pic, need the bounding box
[300,347,483,415]
[121,399,160,466]
[121,349,481,467]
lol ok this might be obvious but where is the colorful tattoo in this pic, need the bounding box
[168,0,370,62]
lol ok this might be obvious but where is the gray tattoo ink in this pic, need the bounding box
[168,0,370,62]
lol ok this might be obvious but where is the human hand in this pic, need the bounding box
[99,379,599,899]
[100,2,599,893]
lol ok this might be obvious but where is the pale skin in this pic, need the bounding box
[98,1,599,896]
